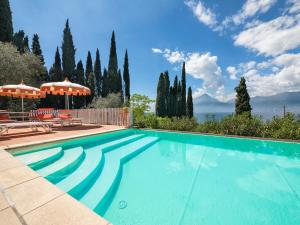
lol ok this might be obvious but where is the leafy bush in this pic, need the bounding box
[134,111,300,140]
[157,117,198,131]
[262,113,300,140]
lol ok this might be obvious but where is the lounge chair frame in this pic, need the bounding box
[0,121,53,135]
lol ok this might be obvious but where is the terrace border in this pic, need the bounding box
[0,127,127,225]
[138,128,300,144]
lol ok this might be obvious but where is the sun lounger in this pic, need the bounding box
[0,121,53,135]
[0,111,16,123]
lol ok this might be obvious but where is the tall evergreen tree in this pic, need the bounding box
[32,34,44,64]
[118,69,124,104]
[23,36,30,53]
[102,68,109,97]
[169,86,174,117]
[62,19,76,81]
[181,62,186,116]
[85,51,94,104]
[235,77,252,115]
[107,31,119,93]
[49,47,64,108]
[94,48,102,97]
[156,73,166,117]
[76,60,84,85]
[74,60,85,108]
[163,71,170,116]
[13,30,25,53]
[177,81,182,117]
[0,0,13,42]
[187,87,193,118]
[123,50,130,104]
[173,75,178,117]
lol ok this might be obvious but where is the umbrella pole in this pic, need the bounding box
[65,94,69,110]
[21,97,24,121]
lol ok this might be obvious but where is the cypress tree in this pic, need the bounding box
[169,86,174,117]
[156,73,166,117]
[177,81,182,117]
[107,31,118,93]
[0,0,13,42]
[118,69,124,104]
[94,48,102,97]
[123,50,130,104]
[187,87,193,118]
[85,51,94,104]
[23,36,30,53]
[163,71,170,116]
[50,47,63,82]
[74,60,85,109]
[181,62,186,116]
[102,68,109,97]
[173,75,178,117]
[32,34,44,64]
[76,60,85,86]
[13,30,25,53]
[62,19,76,81]
[235,77,252,115]
[49,47,64,108]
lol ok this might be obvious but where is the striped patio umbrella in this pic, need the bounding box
[40,77,90,109]
[0,81,43,112]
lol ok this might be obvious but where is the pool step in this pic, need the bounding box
[16,147,63,170]
[36,147,85,183]
[57,134,145,198]
[80,136,160,214]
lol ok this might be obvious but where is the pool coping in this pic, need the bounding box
[138,128,300,144]
[0,127,128,225]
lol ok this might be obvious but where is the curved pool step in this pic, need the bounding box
[57,134,145,198]
[36,147,85,183]
[80,136,160,214]
[16,147,63,170]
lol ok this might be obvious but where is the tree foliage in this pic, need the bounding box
[32,34,44,64]
[94,48,102,97]
[123,50,130,104]
[107,31,119,93]
[62,19,76,81]
[0,0,13,42]
[88,93,122,109]
[235,77,252,115]
[187,86,193,118]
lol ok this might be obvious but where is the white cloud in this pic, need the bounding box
[232,0,277,25]
[288,0,300,14]
[152,48,163,54]
[184,0,217,27]
[234,14,300,56]
[152,48,223,98]
[226,66,238,80]
[231,53,300,97]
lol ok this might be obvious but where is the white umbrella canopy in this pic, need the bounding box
[40,77,91,109]
[0,81,44,112]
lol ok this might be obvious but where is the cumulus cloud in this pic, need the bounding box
[230,53,300,97]
[231,0,277,25]
[226,66,238,80]
[184,0,217,27]
[234,14,300,56]
[153,48,222,90]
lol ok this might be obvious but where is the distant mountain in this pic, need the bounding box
[194,92,300,119]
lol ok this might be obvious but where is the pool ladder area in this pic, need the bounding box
[16,133,160,215]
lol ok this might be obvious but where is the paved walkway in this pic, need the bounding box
[0,124,125,148]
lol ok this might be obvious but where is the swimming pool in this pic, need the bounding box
[13,129,300,225]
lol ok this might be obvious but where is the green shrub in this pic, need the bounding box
[262,113,300,140]
[157,117,197,131]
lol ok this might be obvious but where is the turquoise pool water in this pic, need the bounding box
[13,129,300,225]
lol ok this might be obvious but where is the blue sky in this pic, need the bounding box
[11,0,300,101]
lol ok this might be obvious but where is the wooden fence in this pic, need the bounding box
[29,108,131,127]
[69,108,131,127]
